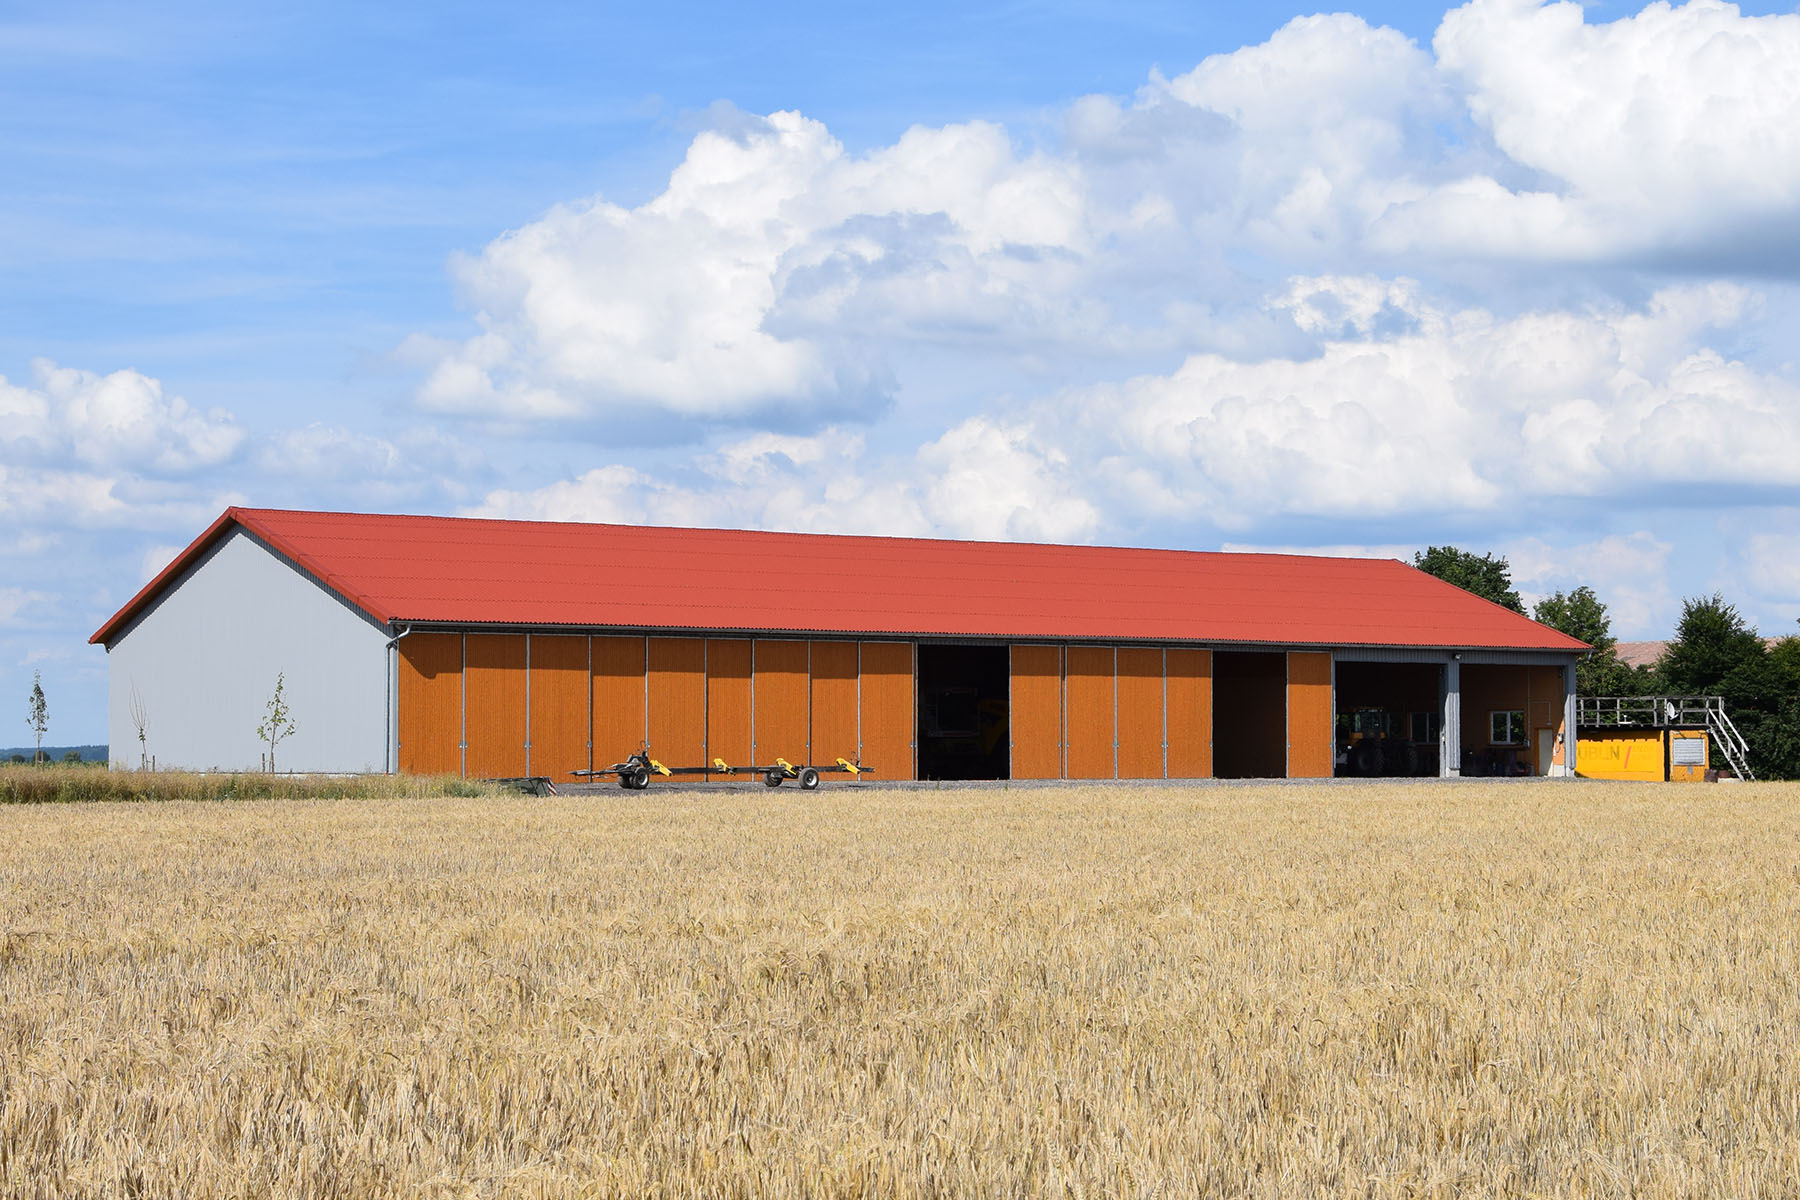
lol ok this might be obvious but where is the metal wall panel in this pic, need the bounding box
[105,529,389,772]
[465,634,528,779]
[398,632,463,775]
[1009,644,1063,780]
[1164,648,1211,778]
[527,635,589,782]
[591,636,647,769]
[706,638,752,779]
[753,639,810,765]
[1065,645,1117,779]
[809,641,859,767]
[1116,647,1165,779]
[1286,650,1334,778]
[648,637,706,770]
[859,641,915,781]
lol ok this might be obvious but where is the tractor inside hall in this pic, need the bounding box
[1335,706,1427,777]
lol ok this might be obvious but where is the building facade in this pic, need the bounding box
[92,509,1588,780]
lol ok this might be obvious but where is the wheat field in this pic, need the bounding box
[2,781,1798,1198]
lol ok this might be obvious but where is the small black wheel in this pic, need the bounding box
[798,767,821,790]
[617,774,634,790]
[628,767,650,790]
[764,769,784,787]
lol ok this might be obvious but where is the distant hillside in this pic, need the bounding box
[0,744,108,763]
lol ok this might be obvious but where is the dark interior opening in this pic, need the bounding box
[917,643,1010,780]
[1332,661,1443,777]
[1212,651,1287,778]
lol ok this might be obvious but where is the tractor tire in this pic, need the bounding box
[1395,741,1420,777]
[1352,739,1384,777]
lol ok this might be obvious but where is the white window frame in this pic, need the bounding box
[1490,709,1527,746]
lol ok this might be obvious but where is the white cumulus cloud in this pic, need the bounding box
[1424,0,1800,259]
[422,110,1094,425]
[413,1,1800,432]
[1021,280,1800,528]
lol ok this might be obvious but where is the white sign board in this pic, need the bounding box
[1670,737,1706,766]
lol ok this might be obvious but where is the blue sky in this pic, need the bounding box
[5,0,1799,743]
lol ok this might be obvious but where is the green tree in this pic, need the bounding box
[1656,594,1800,780]
[1412,546,1525,614]
[1533,586,1635,695]
[62,750,81,764]
[1661,594,1764,694]
[25,671,47,766]
[1756,636,1800,780]
[256,672,298,773]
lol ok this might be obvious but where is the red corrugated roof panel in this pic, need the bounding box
[90,507,1590,652]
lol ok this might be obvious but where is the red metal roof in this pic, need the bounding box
[90,507,1589,652]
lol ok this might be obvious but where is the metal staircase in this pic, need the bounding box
[1577,695,1755,781]
[1706,704,1756,782]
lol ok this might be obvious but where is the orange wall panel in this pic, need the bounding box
[754,640,810,765]
[648,638,706,772]
[465,634,528,779]
[860,642,915,781]
[1116,647,1165,779]
[1461,663,1567,774]
[706,639,752,778]
[1065,645,1116,779]
[1165,648,1211,778]
[1286,651,1333,779]
[398,632,462,775]
[591,636,646,769]
[810,641,859,766]
[1010,645,1063,780]
[528,635,589,783]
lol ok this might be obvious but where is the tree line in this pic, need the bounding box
[1415,547,1800,780]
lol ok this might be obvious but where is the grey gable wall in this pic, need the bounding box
[105,529,389,772]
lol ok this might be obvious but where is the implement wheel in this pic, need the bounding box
[798,767,821,790]
[764,769,784,788]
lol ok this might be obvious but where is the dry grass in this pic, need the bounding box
[0,764,504,805]
[2,781,1798,1198]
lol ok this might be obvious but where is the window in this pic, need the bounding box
[1409,711,1439,743]
[1490,710,1526,745]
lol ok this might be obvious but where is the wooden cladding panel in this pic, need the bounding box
[1116,648,1165,780]
[809,641,860,766]
[753,640,810,764]
[859,642,915,782]
[398,632,462,775]
[1009,645,1063,780]
[528,635,589,782]
[648,638,706,770]
[1065,646,1116,779]
[1165,648,1212,778]
[1286,651,1333,779]
[591,636,647,769]
[706,639,752,779]
[465,634,528,779]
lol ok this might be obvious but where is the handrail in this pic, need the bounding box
[1576,695,1721,728]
